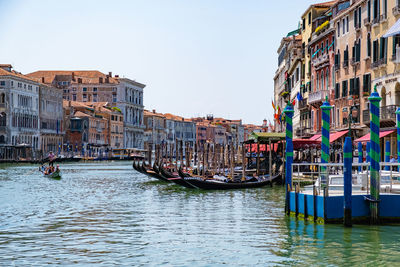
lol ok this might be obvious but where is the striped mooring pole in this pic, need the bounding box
[367,142,371,165]
[385,140,390,171]
[369,86,381,224]
[321,98,332,188]
[344,137,353,227]
[284,103,294,215]
[396,107,400,170]
[358,142,363,172]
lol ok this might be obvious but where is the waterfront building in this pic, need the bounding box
[0,64,40,149]
[367,0,400,155]
[273,35,303,136]
[114,77,145,149]
[26,70,145,150]
[143,110,166,150]
[330,0,371,139]
[164,113,197,146]
[39,83,64,154]
[298,1,335,136]
[308,7,335,135]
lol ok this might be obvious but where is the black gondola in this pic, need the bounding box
[158,165,195,189]
[181,174,282,190]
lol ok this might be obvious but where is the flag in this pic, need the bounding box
[296,92,303,101]
[292,99,296,106]
[272,100,276,110]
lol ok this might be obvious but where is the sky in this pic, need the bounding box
[0,0,319,125]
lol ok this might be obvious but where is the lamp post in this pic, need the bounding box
[347,97,359,140]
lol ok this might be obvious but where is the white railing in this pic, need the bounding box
[308,90,329,104]
[291,162,400,196]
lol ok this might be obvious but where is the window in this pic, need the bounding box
[373,39,379,62]
[0,81,5,86]
[83,87,87,92]
[342,18,346,35]
[342,80,348,97]
[335,83,340,99]
[72,94,76,101]
[346,16,349,33]
[367,0,371,21]
[380,37,387,61]
[337,22,340,37]
[302,18,305,30]
[367,33,371,57]
[93,87,98,92]
[363,74,372,93]
[308,12,311,25]
[93,93,97,102]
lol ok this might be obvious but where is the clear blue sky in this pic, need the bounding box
[0,0,318,125]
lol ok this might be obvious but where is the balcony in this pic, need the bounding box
[312,54,329,70]
[363,105,399,127]
[391,48,400,63]
[380,13,388,22]
[0,103,5,109]
[351,57,360,66]
[371,58,386,69]
[393,6,400,16]
[364,17,371,26]
[372,16,380,26]
[298,98,308,110]
[343,59,349,68]
[308,90,329,105]
[296,127,311,137]
[0,126,6,132]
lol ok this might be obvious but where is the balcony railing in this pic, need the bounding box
[0,103,5,108]
[364,17,371,26]
[393,6,400,16]
[363,105,400,124]
[298,98,308,109]
[372,16,380,25]
[295,127,311,137]
[351,57,360,65]
[392,47,400,63]
[309,90,329,105]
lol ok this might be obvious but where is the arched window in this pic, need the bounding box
[0,112,6,126]
[321,71,324,91]
[0,135,5,144]
[0,93,5,103]
[326,69,329,90]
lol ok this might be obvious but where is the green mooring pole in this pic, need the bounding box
[369,86,381,224]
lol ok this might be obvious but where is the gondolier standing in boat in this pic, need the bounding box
[48,151,56,166]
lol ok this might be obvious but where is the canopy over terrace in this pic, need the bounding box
[244,132,286,176]
[354,130,395,143]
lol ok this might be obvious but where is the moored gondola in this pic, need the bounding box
[159,165,195,188]
[181,174,281,190]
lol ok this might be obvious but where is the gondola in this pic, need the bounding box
[40,166,62,179]
[181,174,282,190]
[139,162,170,182]
[159,165,195,189]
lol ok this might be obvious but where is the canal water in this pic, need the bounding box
[1,161,400,266]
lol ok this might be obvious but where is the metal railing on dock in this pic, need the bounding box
[291,162,400,196]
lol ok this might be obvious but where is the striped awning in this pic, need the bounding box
[383,19,400,38]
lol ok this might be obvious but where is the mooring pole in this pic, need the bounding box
[385,140,390,171]
[366,141,371,165]
[396,108,400,171]
[358,142,363,173]
[369,86,382,224]
[321,97,332,188]
[344,136,353,227]
[284,103,294,215]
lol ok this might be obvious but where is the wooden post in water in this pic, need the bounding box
[222,143,225,174]
[180,140,184,170]
[269,139,272,176]
[231,144,235,180]
[242,142,246,181]
[256,142,260,176]
[194,142,198,170]
[202,142,206,177]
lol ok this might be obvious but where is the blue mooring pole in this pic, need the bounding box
[385,140,390,171]
[284,103,294,216]
[358,142,363,173]
[344,137,352,227]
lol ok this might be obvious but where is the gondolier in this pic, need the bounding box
[48,151,56,166]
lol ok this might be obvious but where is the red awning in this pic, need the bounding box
[292,139,321,150]
[309,134,321,140]
[354,130,395,143]
[316,130,348,143]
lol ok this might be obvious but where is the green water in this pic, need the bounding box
[0,161,399,266]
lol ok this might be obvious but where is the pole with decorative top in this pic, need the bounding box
[284,103,294,215]
[321,97,332,188]
[396,107,400,170]
[368,85,382,224]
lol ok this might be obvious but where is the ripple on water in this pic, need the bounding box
[1,162,400,265]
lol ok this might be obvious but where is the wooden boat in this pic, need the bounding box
[137,162,170,182]
[181,174,281,190]
[159,165,195,189]
[40,168,62,179]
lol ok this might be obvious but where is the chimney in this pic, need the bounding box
[115,74,119,78]
[99,77,103,83]
[71,72,75,81]
[152,109,156,114]
[109,72,112,77]
[41,77,45,83]
[78,78,82,84]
